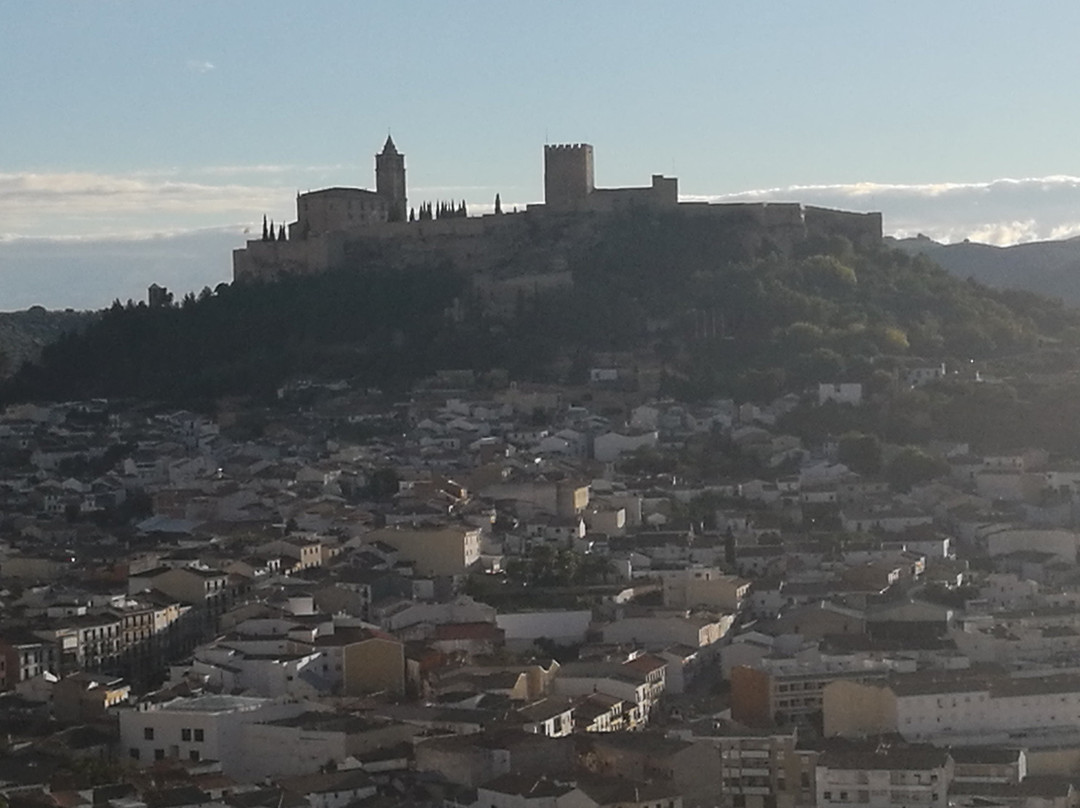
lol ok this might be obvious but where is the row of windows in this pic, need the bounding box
[143,727,203,742]
[776,681,821,692]
[80,626,120,639]
[723,777,784,789]
[130,748,201,762]
[775,698,818,708]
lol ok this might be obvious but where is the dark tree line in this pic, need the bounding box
[6,211,1080,422]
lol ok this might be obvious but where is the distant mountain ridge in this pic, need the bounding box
[889,234,1080,303]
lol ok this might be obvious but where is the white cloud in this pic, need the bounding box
[0,171,288,239]
[186,59,215,74]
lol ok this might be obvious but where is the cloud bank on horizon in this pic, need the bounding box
[5,169,1080,311]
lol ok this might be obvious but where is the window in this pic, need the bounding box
[194,729,204,742]
[181,728,191,741]
[154,749,165,761]
[144,727,154,740]
[129,748,140,760]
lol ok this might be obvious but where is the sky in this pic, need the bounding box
[4,0,1080,310]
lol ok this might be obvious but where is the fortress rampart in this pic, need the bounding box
[233,141,883,302]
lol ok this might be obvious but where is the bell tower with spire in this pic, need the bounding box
[375,135,407,222]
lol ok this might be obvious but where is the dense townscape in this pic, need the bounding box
[4,358,1080,808]
[9,4,1080,808]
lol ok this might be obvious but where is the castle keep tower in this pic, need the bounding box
[376,135,407,222]
[544,143,594,211]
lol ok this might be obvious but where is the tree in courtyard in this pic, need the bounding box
[886,447,948,492]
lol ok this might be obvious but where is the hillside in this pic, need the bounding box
[0,307,97,377]
[5,211,1080,410]
[890,234,1080,303]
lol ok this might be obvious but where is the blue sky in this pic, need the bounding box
[4,1,1080,309]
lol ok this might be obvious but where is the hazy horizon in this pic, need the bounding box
[5,175,1080,312]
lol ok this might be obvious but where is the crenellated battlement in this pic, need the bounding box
[544,143,595,211]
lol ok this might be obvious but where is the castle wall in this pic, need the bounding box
[346,212,524,241]
[804,205,882,249]
[233,234,345,282]
[761,203,808,253]
[587,174,679,212]
[472,270,575,317]
[680,201,769,225]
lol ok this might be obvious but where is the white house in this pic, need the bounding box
[119,694,308,775]
[816,742,952,808]
[593,431,659,463]
[496,610,593,650]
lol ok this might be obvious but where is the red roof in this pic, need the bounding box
[623,654,667,674]
[312,627,398,646]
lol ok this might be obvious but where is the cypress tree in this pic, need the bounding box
[495,193,502,215]
[262,215,269,241]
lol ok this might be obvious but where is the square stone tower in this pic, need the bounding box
[544,143,595,211]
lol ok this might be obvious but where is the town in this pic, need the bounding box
[2,357,1080,808]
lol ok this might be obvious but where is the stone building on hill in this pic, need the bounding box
[232,137,883,313]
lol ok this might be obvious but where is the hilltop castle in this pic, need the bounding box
[232,138,882,308]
